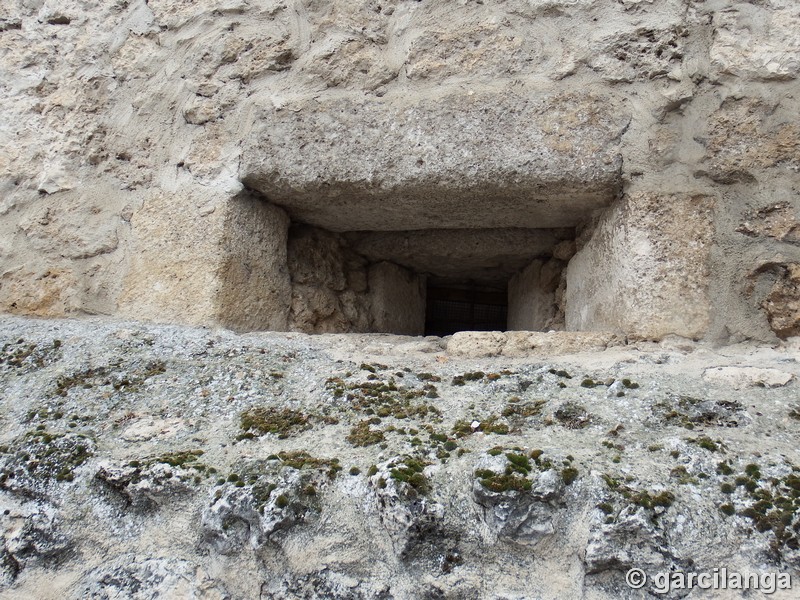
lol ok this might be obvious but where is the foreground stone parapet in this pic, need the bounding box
[345,228,572,283]
[1,316,798,599]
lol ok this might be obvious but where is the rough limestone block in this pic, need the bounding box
[446,331,618,358]
[241,90,627,231]
[368,262,425,336]
[501,331,619,357]
[119,189,290,332]
[759,263,800,340]
[507,259,562,331]
[0,184,133,317]
[215,195,291,332]
[446,331,507,358]
[697,98,800,184]
[565,192,715,340]
[711,5,800,81]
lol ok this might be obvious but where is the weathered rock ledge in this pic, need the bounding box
[0,316,798,599]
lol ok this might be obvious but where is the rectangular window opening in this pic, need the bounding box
[425,282,508,337]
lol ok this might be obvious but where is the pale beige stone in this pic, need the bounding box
[737,203,800,246]
[507,260,562,332]
[215,195,291,332]
[446,331,507,358]
[703,366,794,390]
[501,331,618,357]
[711,6,800,81]
[0,184,133,317]
[0,0,797,346]
[446,330,618,358]
[368,262,425,336]
[565,193,715,340]
[287,225,370,334]
[762,263,800,340]
[119,189,291,332]
[241,90,627,231]
[699,99,800,183]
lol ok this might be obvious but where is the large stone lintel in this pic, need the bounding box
[241,90,628,231]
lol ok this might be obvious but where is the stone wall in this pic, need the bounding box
[287,225,371,334]
[1,0,799,342]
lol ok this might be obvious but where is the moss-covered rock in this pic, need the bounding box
[0,431,95,497]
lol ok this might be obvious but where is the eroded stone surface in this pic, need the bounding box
[711,4,800,81]
[762,263,800,340]
[738,202,800,246]
[241,90,627,231]
[1,0,800,346]
[702,366,794,390]
[565,193,715,340]
[0,316,798,599]
[698,98,800,184]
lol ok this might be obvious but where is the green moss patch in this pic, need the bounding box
[599,474,675,523]
[452,415,509,438]
[277,451,342,479]
[238,407,311,440]
[502,398,546,420]
[717,462,800,553]
[1,339,61,370]
[325,375,441,421]
[554,402,591,429]
[475,470,532,493]
[548,369,572,379]
[54,360,167,397]
[688,436,724,453]
[475,448,578,493]
[0,430,94,487]
[655,395,743,429]
[346,421,385,447]
[451,371,486,386]
[389,457,430,496]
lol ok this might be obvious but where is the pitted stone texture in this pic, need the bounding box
[446,330,618,358]
[761,263,800,340]
[737,202,800,246]
[472,453,566,546]
[241,90,627,231]
[0,184,133,317]
[403,11,544,81]
[287,225,371,334]
[566,193,715,340]
[711,3,800,81]
[1,0,799,344]
[586,25,688,83]
[698,98,800,184]
[702,366,794,390]
[77,556,229,600]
